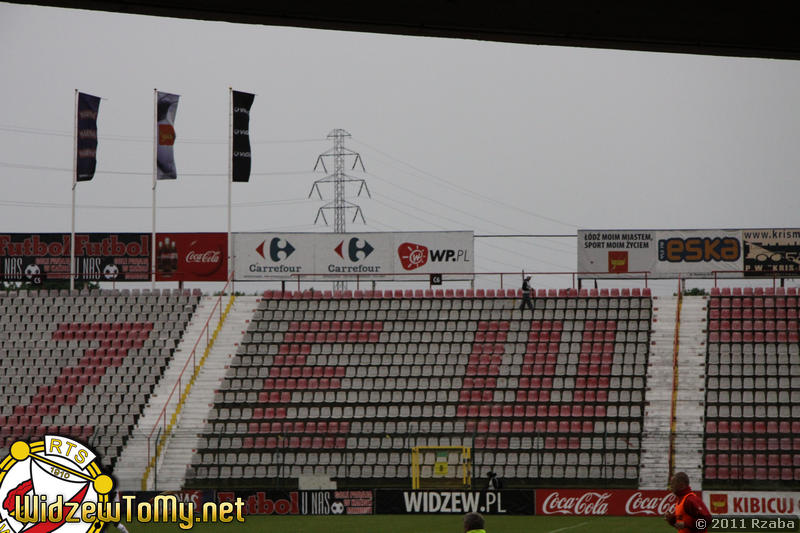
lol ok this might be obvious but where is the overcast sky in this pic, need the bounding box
[2,3,799,290]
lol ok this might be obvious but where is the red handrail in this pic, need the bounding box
[145,274,233,469]
[711,270,783,287]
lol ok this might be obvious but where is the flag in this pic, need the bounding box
[156,91,179,180]
[76,92,100,182]
[232,90,255,182]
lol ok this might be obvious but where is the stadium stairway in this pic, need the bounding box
[153,296,256,490]
[672,295,707,482]
[114,295,219,490]
[638,294,707,489]
[638,294,676,488]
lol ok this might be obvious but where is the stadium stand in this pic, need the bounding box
[703,287,800,488]
[186,287,653,488]
[0,288,200,469]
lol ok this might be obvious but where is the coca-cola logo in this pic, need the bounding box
[186,250,222,264]
[624,492,676,516]
[541,491,611,515]
[182,240,224,276]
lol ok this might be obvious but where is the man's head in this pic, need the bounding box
[669,471,690,494]
[525,276,531,280]
[463,512,485,532]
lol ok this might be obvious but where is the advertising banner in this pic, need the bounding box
[535,489,684,516]
[120,490,216,510]
[216,490,373,516]
[578,230,656,278]
[703,491,800,516]
[742,228,800,277]
[375,490,534,515]
[578,229,744,279]
[155,233,227,282]
[233,231,473,281]
[0,233,150,282]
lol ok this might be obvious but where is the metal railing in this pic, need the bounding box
[143,274,235,489]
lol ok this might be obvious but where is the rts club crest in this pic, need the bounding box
[0,436,113,533]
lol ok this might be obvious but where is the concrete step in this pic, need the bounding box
[152,296,258,490]
[114,297,217,490]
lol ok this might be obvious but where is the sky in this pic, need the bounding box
[1,3,800,291]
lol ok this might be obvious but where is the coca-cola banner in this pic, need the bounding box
[0,233,150,282]
[216,490,373,515]
[703,491,800,516]
[536,489,687,517]
[155,233,228,282]
[375,490,534,515]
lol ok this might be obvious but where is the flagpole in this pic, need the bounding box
[152,88,157,290]
[71,89,78,292]
[228,87,233,296]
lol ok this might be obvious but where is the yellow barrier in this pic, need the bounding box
[141,294,236,489]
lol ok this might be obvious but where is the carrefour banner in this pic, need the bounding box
[578,229,745,279]
[233,231,473,281]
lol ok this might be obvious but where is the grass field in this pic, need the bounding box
[109,514,679,533]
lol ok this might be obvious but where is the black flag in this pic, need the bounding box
[232,91,255,182]
[76,92,100,182]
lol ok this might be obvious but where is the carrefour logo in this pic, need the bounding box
[334,239,374,262]
[255,238,296,262]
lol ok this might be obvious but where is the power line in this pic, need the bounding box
[351,137,578,229]
[366,170,575,256]
[0,160,313,177]
[0,197,311,210]
[0,124,326,145]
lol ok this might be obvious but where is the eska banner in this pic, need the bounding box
[576,228,800,279]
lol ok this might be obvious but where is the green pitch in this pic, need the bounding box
[109,514,677,533]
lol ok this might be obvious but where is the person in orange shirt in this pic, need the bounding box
[664,472,711,533]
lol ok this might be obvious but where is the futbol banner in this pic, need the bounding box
[233,231,474,281]
[375,490,534,515]
[155,233,227,282]
[120,490,216,509]
[76,92,101,182]
[216,490,373,515]
[535,489,686,516]
[0,233,150,282]
[156,91,180,180]
[232,90,255,182]
[578,229,744,279]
